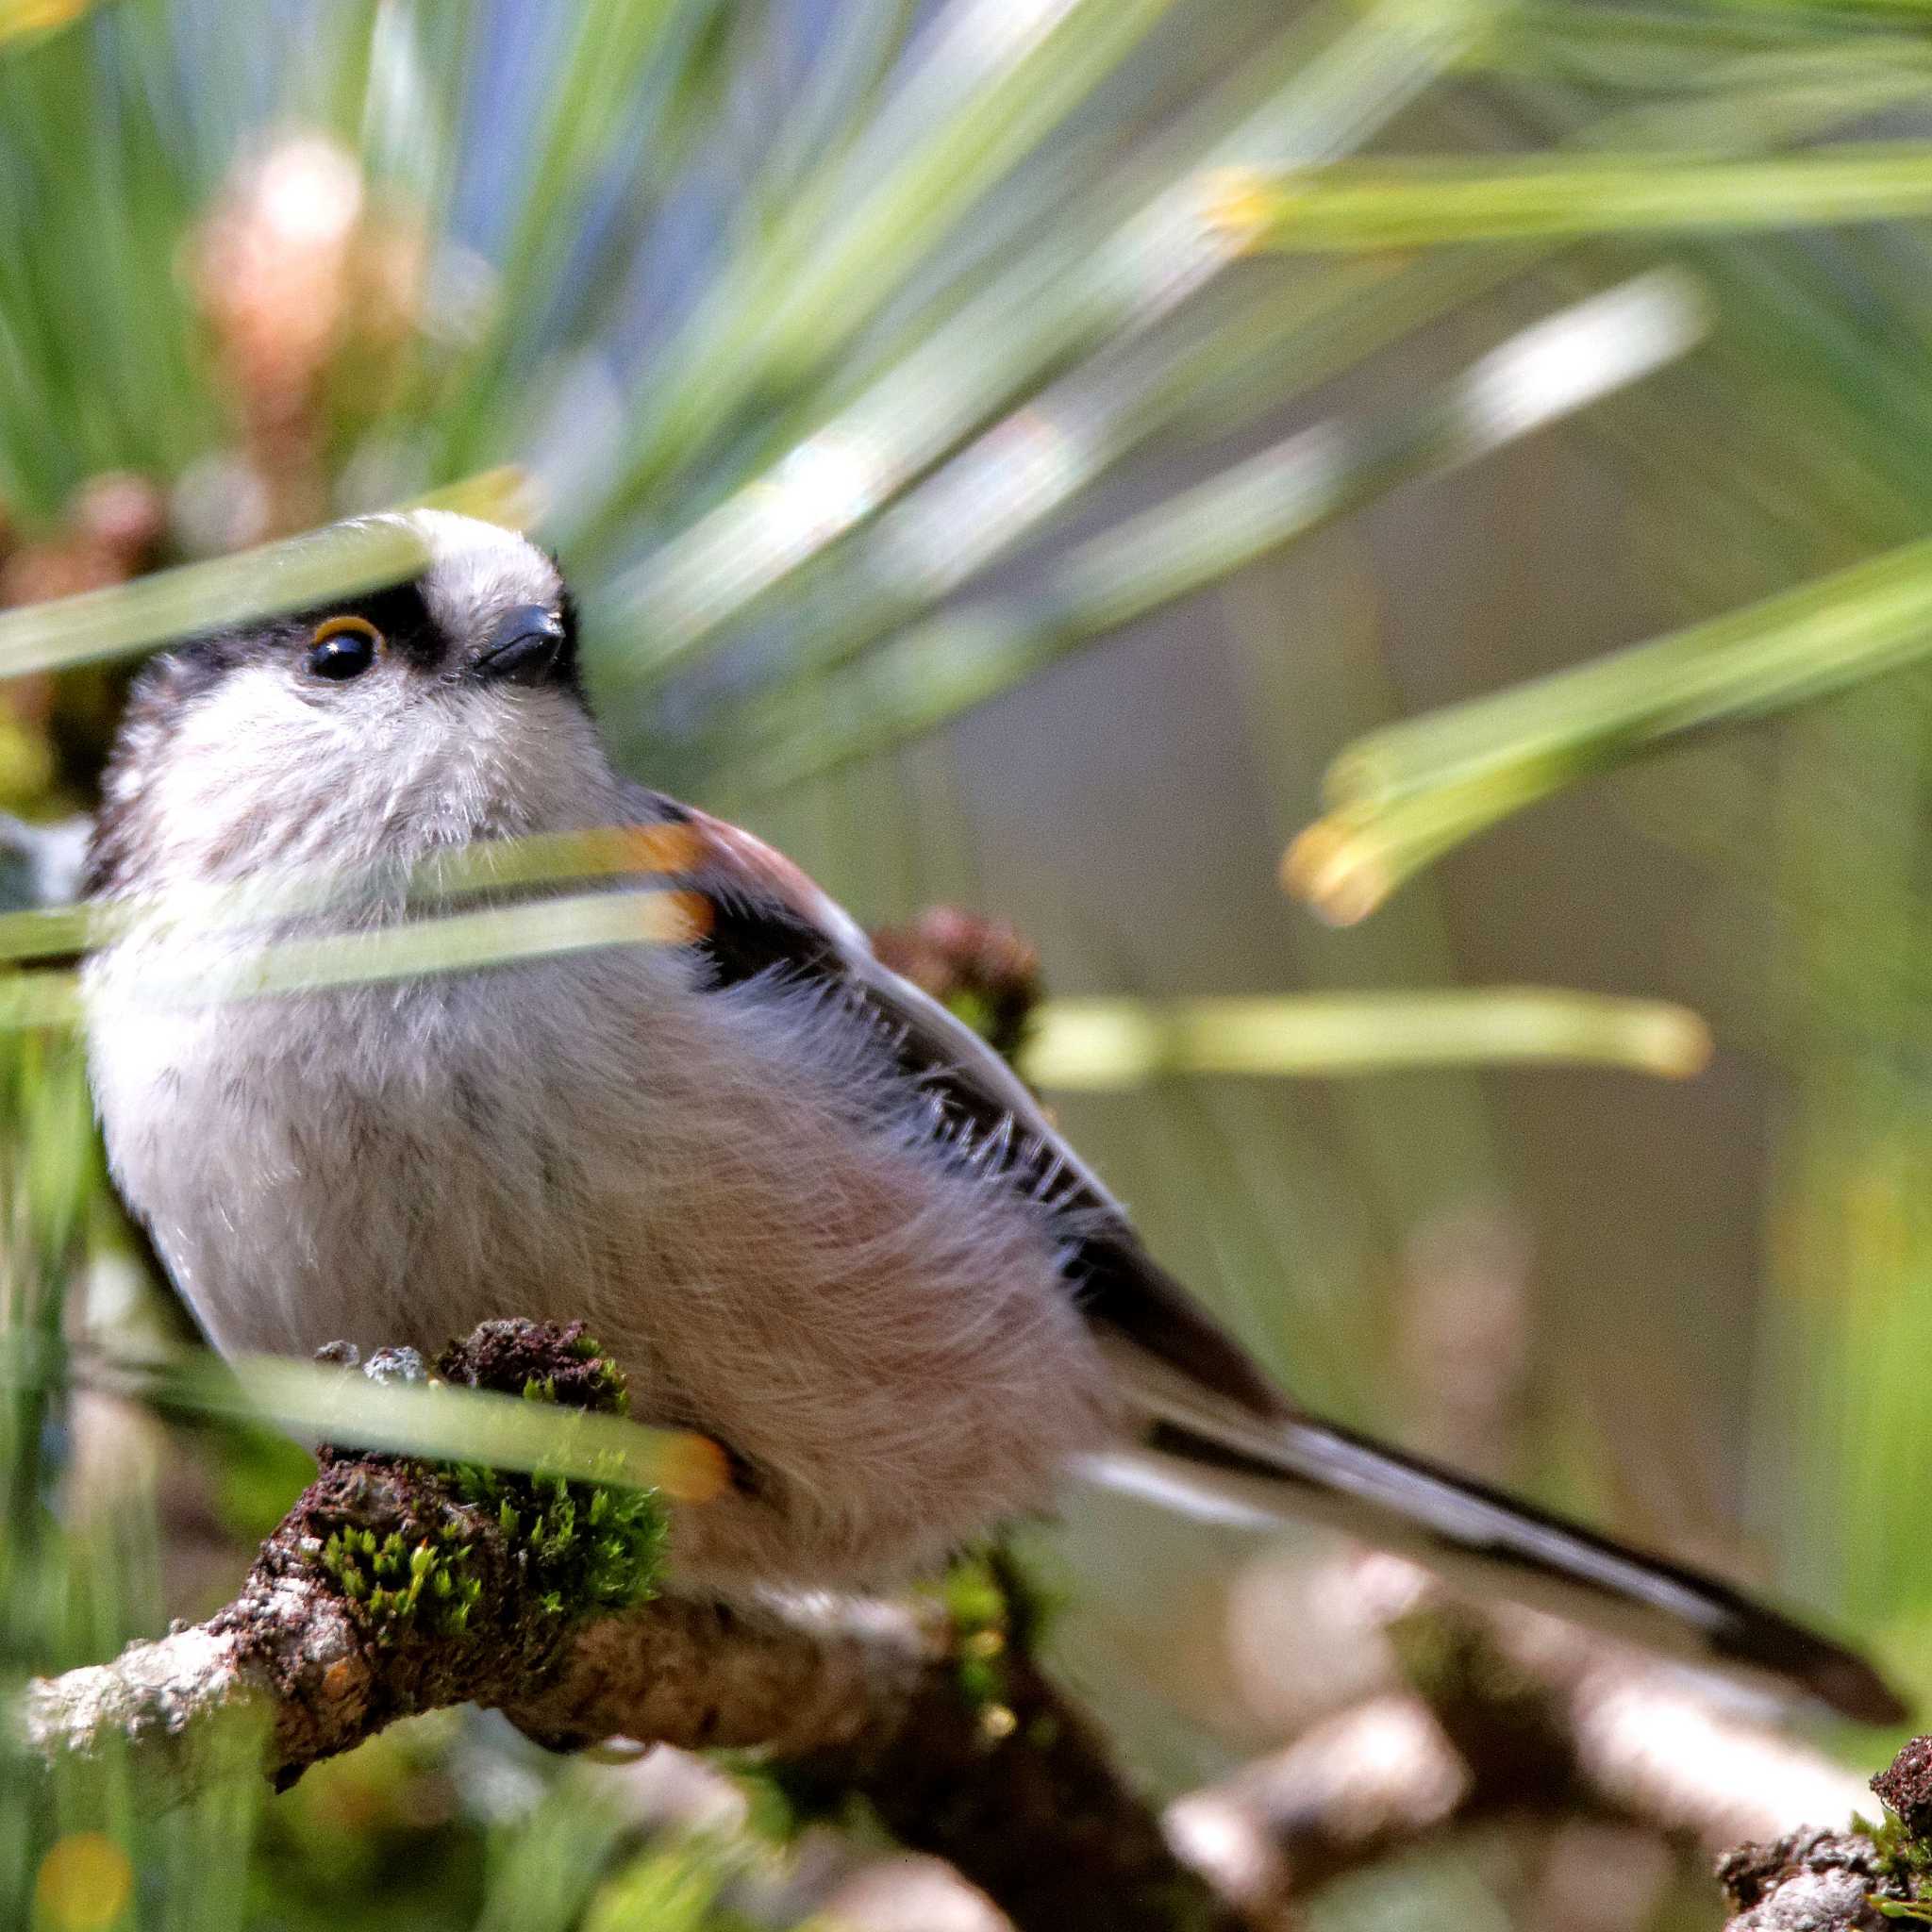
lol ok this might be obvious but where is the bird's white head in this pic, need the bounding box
[87,511,617,899]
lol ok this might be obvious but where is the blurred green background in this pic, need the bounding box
[9,0,1932,1924]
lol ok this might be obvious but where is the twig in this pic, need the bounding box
[28,1577,1251,1932]
[1170,1556,1874,1924]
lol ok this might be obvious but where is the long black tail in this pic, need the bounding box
[1106,1409,1903,1725]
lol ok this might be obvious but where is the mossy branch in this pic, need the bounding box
[23,1316,1253,1932]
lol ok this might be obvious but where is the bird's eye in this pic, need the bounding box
[306,614,383,681]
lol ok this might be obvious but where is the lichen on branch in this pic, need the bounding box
[1718,1737,1932,1930]
[293,1318,668,1657]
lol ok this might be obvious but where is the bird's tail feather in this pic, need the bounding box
[1085,1407,1903,1726]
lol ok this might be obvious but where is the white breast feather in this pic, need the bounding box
[85,886,1117,1589]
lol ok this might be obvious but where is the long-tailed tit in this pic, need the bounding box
[79,510,1902,1724]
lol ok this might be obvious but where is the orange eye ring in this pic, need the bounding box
[310,614,385,650]
[306,613,385,682]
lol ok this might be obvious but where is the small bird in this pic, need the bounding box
[80,509,1902,1724]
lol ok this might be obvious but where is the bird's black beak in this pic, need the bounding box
[472,605,571,687]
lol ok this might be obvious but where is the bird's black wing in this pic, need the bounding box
[623,786,1288,1422]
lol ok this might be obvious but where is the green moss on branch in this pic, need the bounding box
[219,1320,669,1774]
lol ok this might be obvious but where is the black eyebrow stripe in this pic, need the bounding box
[321,580,436,653]
[273,579,442,669]
[144,576,443,696]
